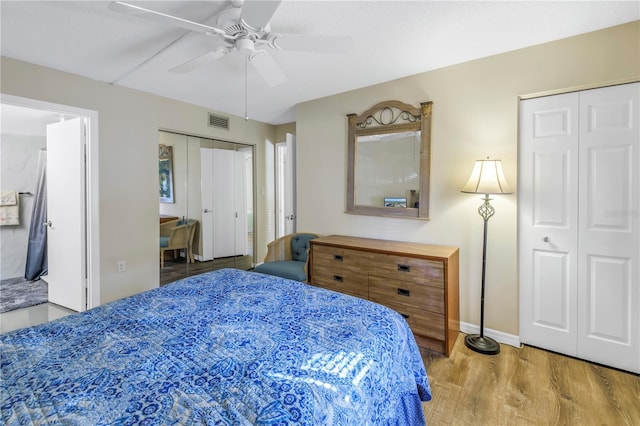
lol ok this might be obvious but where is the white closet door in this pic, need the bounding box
[520,83,640,373]
[200,148,214,261]
[576,83,640,372]
[233,149,248,256]
[201,147,250,260]
[212,148,237,258]
[519,93,579,355]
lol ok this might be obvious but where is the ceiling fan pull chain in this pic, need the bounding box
[244,56,249,121]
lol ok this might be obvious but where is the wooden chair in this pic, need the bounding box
[160,219,197,268]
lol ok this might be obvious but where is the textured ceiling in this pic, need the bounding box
[1,1,638,124]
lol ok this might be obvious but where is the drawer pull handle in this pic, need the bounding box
[333,275,344,283]
[334,254,344,261]
[397,264,410,272]
[397,288,410,297]
[400,313,410,319]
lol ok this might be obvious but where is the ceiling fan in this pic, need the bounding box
[109,0,353,87]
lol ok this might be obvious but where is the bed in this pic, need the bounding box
[1,268,431,425]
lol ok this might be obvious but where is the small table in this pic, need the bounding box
[160,214,178,224]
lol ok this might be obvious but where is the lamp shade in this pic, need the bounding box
[461,159,513,194]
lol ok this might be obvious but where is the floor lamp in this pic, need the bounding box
[461,158,512,355]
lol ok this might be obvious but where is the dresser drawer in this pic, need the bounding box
[311,268,369,299]
[368,253,444,287]
[378,300,446,341]
[312,245,374,273]
[310,235,459,356]
[369,275,444,314]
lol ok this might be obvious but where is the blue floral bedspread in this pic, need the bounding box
[1,268,431,425]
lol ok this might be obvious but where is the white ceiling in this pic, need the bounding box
[0,104,65,136]
[1,1,638,125]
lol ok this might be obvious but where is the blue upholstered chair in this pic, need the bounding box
[254,233,320,282]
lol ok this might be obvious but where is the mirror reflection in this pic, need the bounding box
[347,100,432,219]
[355,131,421,208]
[158,131,255,286]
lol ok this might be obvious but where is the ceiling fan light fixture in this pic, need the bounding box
[236,38,256,56]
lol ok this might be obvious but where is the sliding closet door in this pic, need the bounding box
[576,84,640,372]
[200,143,253,266]
[234,147,251,257]
[158,132,193,284]
[200,147,214,261]
[201,147,239,259]
[159,132,255,283]
[519,92,579,355]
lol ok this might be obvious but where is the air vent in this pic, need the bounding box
[208,113,229,130]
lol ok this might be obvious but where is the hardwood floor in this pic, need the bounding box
[421,334,640,425]
[160,255,253,286]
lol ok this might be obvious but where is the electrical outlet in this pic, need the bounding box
[117,260,126,273]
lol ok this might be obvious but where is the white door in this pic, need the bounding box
[201,147,248,259]
[520,83,640,373]
[200,147,215,261]
[576,84,640,372]
[519,92,579,355]
[212,148,237,258]
[264,140,276,244]
[46,118,86,312]
[275,142,286,238]
[284,133,296,234]
[231,149,248,256]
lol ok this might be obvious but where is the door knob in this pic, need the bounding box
[43,220,52,227]
[203,209,211,213]
[543,236,551,243]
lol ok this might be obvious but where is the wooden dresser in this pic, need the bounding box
[309,235,459,355]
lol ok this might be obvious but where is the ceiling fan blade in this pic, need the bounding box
[109,1,227,38]
[240,0,281,30]
[270,34,353,54]
[170,49,229,73]
[249,51,286,87]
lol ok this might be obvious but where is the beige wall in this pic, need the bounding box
[1,21,637,330]
[295,21,640,336]
[275,122,296,143]
[1,57,276,304]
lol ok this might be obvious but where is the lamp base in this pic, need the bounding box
[464,334,500,355]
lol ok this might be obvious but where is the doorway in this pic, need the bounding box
[0,95,99,311]
[275,132,296,238]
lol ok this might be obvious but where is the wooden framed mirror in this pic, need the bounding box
[347,100,432,219]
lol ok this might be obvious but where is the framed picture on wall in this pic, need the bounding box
[159,144,174,203]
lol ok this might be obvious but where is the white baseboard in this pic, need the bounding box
[459,321,521,348]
